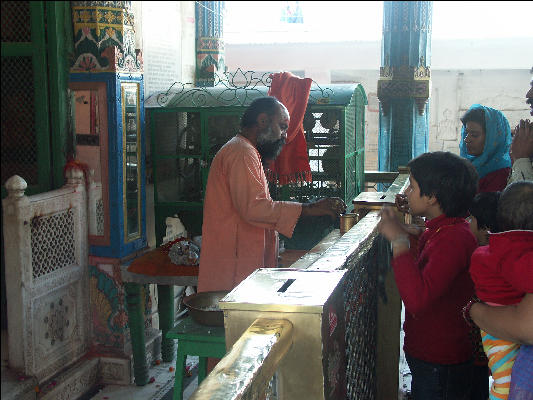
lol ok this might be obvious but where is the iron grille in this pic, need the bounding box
[270,108,346,203]
[345,103,356,155]
[207,113,242,157]
[343,239,380,399]
[1,1,31,42]
[345,153,357,204]
[153,111,203,203]
[1,56,38,185]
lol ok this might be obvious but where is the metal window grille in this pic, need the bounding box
[1,1,31,42]
[1,56,38,185]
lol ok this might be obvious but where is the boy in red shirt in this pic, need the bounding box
[378,151,479,400]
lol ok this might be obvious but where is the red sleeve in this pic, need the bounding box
[478,168,511,192]
[504,252,533,293]
[392,229,476,315]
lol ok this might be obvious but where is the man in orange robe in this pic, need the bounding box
[198,97,346,293]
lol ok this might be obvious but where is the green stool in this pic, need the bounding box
[166,316,226,400]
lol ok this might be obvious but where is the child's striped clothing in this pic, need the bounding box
[481,331,521,400]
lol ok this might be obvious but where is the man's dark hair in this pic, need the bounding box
[241,97,281,129]
[407,151,479,217]
[469,192,501,232]
[497,181,533,231]
[460,107,485,130]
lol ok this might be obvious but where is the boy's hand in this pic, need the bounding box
[395,194,410,214]
[378,206,411,256]
[378,206,406,241]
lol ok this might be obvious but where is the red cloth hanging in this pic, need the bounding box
[63,157,91,188]
[267,72,312,185]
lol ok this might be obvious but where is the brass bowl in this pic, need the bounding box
[183,291,228,327]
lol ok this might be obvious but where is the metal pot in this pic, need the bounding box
[183,291,228,326]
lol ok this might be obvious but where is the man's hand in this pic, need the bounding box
[511,119,533,164]
[301,197,346,219]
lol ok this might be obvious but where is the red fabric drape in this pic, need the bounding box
[267,72,313,185]
[63,157,91,188]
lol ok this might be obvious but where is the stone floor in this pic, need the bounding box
[88,357,199,400]
[398,306,412,400]
[1,328,200,400]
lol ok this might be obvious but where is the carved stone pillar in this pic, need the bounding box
[377,1,433,172]
[195,1,225,87]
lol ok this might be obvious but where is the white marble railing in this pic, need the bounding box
[2,169,89,383]
[88,179,103,237]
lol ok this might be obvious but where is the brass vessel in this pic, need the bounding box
[339,213,359,235]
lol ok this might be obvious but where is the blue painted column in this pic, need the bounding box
[377,1,433,172]
[195,1,225,87]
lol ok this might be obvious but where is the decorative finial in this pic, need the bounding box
[5,175,27,199]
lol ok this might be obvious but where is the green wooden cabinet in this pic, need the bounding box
[146,78,367,249]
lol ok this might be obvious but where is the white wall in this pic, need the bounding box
[134,1,196,98]
[225,39,532,170]
[132,1,196,248]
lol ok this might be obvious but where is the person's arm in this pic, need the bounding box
[379,207,475,315]
[300,197,345,219]
[470,293,533,345]
[509,119,533,183]
[227,152,343,236]
[228,152,301,236]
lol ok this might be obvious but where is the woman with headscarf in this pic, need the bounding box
[458,105,512,400]
[460,104,512,193]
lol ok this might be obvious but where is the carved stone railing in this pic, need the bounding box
[88,175,104,237]
[189,171,409,400]
[2,169,90,383]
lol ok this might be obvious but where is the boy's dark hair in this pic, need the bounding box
[460,107,485,131]
[241,97,281,129]
[497,181,533,231]
[469,192,501,232]
[408,151,479,217]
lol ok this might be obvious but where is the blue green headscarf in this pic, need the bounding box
[459,104,512,179]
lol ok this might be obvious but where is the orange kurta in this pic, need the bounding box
[198,135,302,292]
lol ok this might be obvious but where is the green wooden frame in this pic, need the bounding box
[1,1,72,197]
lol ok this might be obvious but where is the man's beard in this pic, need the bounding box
[257,126,286,166]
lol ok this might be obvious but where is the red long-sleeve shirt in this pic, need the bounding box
[478,167,511,193]
[392,214,478,364]
[470,230,533,305]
